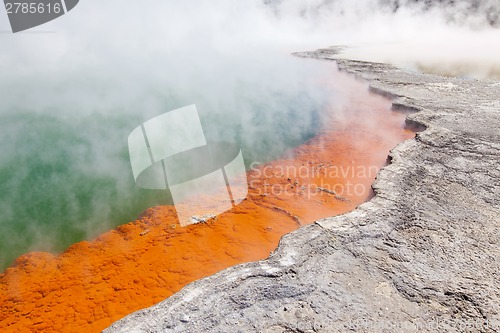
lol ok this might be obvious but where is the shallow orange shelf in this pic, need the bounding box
[0,75,415,333]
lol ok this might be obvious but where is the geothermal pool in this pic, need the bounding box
[0,65,415,332]
[0,56,334,270]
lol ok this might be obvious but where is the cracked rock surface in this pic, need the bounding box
[105,50,500,332]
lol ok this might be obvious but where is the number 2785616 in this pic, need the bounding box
[5,2,62,14]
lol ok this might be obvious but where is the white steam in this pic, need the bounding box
[0,0,498,268]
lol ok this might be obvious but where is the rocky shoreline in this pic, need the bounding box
[105,50,500,332]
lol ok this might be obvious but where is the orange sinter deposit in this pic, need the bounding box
[0,72,415,333]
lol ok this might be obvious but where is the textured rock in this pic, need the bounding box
[105,50,500,332]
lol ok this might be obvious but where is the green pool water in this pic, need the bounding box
[0,57,336,270]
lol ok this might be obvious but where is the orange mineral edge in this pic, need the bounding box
[0,72,415,333]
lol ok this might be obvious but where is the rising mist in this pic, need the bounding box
[0,0,498,269]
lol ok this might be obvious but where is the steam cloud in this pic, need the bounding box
[0,0,498,269]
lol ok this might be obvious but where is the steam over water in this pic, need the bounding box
[0,55,335,269]
[0,0,498,269]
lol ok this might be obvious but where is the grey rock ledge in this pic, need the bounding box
[105,49,500,333]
